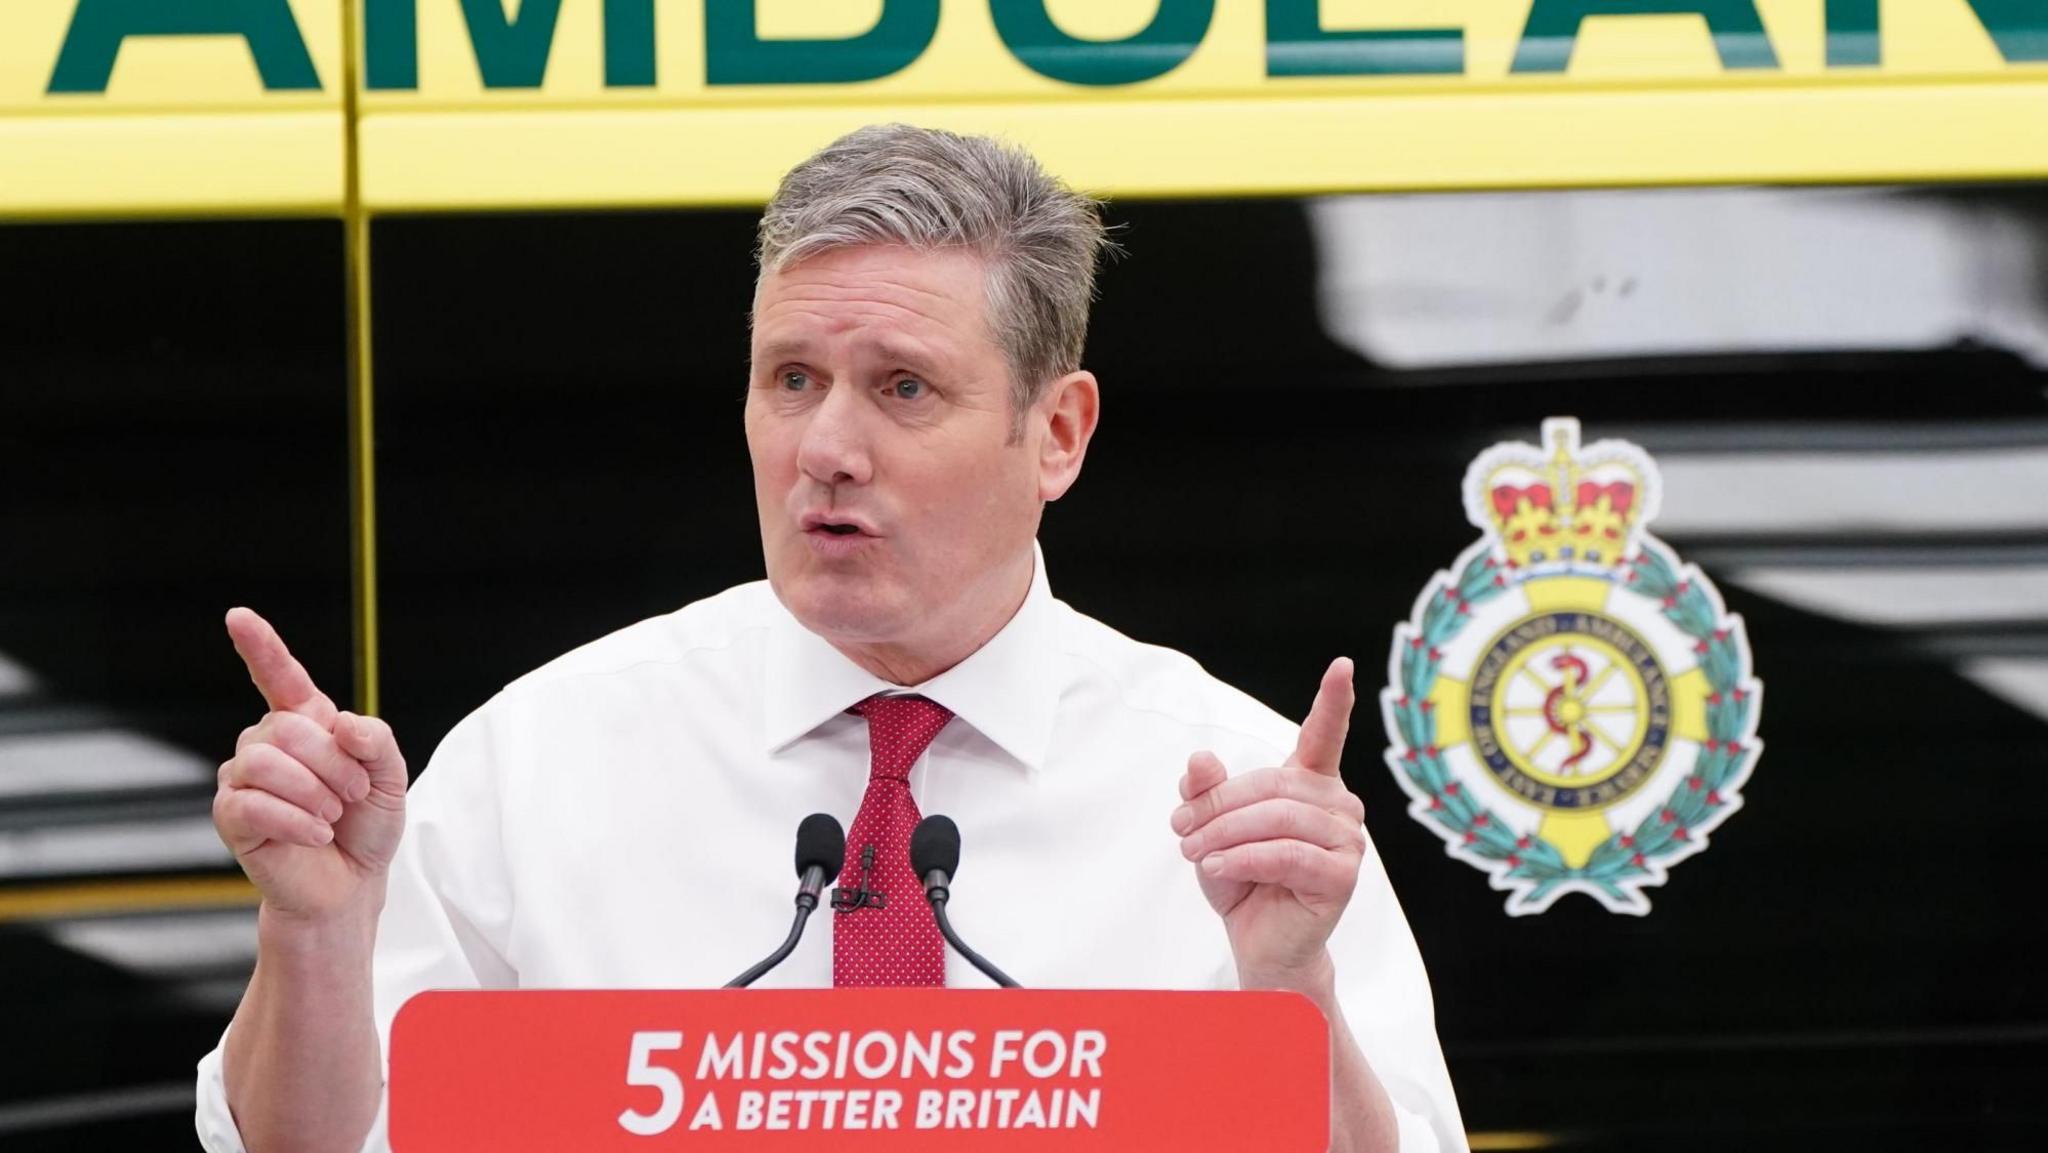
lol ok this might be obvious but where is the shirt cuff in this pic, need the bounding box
[193,1034,249,1153]
[193,1029,393,1153]
[1390,1077,1469,1153]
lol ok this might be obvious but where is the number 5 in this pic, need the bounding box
[618,1031,685,1136]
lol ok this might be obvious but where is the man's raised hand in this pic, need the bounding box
[1171,657,1369,987]
[216,608,407,924]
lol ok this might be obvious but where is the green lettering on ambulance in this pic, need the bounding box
[49,0,320,93]
[989,0,1215,86]
[1825,0,1878,67]
[1512,1,1778,73]
[459,0,564,88]
[364,0,418,89]
[705,0,939,85]
[1822,1,2046,69]
[1963,0,2048,62]
[366,0,651,90]
[1264,0,1463,76]
[605,0,656,87]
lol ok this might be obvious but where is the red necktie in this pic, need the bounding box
[833,694,953,988]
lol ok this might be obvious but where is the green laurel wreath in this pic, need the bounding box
[1388,544,1757,906]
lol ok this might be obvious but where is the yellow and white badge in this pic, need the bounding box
[1381,418,1762,916]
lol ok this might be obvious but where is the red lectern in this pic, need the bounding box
[389,988,1330,1151]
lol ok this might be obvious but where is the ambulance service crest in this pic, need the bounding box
[1381,419,1762,916]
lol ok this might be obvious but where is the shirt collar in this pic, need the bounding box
[760,543,1058,774]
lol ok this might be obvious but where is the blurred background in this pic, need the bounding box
[6,2,2048,1150]
[9,187,2048,1151]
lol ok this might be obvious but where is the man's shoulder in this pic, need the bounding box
[416,583,779,777]
[1048,598,1298,757]
[497,580,778,699]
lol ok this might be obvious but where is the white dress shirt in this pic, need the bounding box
[196,549,1467,1151]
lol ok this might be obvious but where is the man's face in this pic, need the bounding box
[746,245,1056,673]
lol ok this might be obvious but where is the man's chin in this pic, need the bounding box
[774,577,907,646]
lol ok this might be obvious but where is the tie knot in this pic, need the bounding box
[851,694,954,780]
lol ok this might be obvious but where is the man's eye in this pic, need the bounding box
[780,371,809,391]
[892,378,927,399]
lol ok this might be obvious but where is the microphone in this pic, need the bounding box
[910,815,1020,988]
[725,813,845,988]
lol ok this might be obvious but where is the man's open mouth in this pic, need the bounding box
[800,512,878,539]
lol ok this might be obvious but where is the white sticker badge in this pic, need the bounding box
[1382,419,1763,916]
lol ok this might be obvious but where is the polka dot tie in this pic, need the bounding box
[833,694,953,988]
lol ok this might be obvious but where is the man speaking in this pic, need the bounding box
[194,125,1465,1152]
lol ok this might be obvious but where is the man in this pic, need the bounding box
[196,125,1465,1152]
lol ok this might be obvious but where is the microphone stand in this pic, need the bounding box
[726,861,831,988]
[923,873,1020,989]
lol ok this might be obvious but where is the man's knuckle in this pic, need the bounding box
[218,788,254,826]
[275,710,323,745]
[1288,840,1313,872]
[239,741,283,776]
[237,746,272,776]
[1342,791,1366,822]
[1200,808,1233,845]
[262,712,301,750]
[1254,841,1279,873]
[1276,801,1304,838]
[1309,808,1344,847]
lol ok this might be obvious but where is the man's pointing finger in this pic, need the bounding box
[226,607,337,728]
[1285,657,1355,777]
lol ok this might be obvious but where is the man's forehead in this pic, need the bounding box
[757,244,985,300]
[750,245,997,354]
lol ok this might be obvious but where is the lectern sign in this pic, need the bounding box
[388,988,1329,1151]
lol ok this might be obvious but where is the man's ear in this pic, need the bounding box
[1036,370,1099,503]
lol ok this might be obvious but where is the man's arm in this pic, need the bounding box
[1174,657,1430,1152]
[223,901,386,1153]
[211,609,410,1153]
[1241,950,1400,1152]
[1326,983,1401,1152]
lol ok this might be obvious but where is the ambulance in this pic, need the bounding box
[3,4,2044,1148]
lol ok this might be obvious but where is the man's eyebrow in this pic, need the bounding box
[869,334,964,374]
[754,338,811,363]
[754,336,953,375]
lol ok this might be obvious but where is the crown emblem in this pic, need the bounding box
[1462,418,1659,569]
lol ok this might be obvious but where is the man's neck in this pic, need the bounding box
[827,552,1034,686]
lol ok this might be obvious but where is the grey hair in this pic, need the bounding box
[756,124,1114,427]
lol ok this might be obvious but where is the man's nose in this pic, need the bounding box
[795,384,873,487]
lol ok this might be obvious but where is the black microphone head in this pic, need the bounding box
[910,814,961,881]
[795,813,845,878]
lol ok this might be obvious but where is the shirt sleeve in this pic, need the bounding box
[194,708,518,1153]
[1331,837,1470,1153]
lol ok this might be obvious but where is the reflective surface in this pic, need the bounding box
[0,221,350,1146]
[5,193,2047,1148]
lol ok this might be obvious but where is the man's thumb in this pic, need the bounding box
[335,711,407,793]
